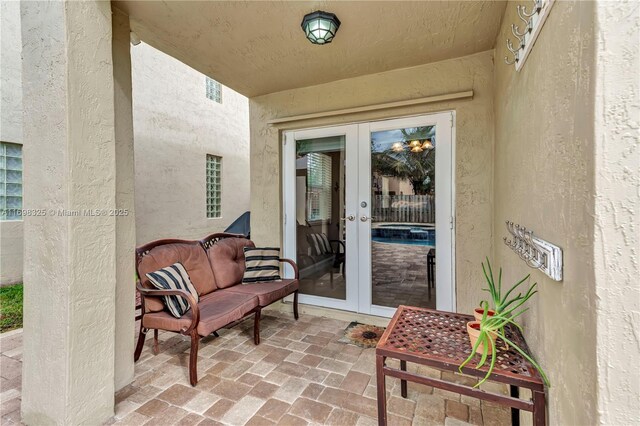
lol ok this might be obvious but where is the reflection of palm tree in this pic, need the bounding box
[371,127,435,194]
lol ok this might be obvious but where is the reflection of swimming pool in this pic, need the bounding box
[372,224,435,246]
[372,237,434,246]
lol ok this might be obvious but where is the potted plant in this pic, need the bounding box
[461,301,550,388]
[467,301,498,354]
[474,258,537,321]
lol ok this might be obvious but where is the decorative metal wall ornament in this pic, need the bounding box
[301,11,341,45]
[504,0,555,70]
[503,221,563,281]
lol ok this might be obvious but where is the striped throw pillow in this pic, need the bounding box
[308,233,331,256]
[146,263,199,318]
[242,247,282,283]
[319,233,332,253]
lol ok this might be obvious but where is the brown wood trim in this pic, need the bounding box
[151,329,158,354]
[254,309,261,345]
[199,232,248,250]
[135,238,204,294]
[189,331,200,386]
[222,306,261,331]
[134,323,147,361]
[383,366,535,412]
[136,283,200,334]
[135,238,202,265]
[279,258,299,279]
[293,290,299,320]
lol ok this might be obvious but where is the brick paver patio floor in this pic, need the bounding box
[371,242,435,309]
[297,242,435,310]
[1,310,512,425]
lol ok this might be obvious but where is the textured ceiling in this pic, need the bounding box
[115,1,506,97]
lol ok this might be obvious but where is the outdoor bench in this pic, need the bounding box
[134,232,299,386]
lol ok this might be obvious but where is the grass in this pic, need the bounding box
[0,283,23,333]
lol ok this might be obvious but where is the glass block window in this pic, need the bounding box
[205,77,222,103]
[0,142,23,221]
[206,155,222,218]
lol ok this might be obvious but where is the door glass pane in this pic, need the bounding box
[295,136,346,300]
[370,126,436,308]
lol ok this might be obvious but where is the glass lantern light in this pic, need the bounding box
[301,11,341,45]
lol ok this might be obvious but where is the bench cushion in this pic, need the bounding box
[138,243,217,313]
[225,279,298,307]
[206,237,255,288]
[142,289,258,337]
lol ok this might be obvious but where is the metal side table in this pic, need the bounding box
[376,305,546,426]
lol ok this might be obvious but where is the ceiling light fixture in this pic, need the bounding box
[391,139,434,153]
[301,11,341,45]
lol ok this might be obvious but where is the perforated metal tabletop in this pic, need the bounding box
[375,305,547,426]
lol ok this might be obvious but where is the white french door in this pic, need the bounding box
[282,112,455,316]
[282,125,360,312]
[357,114,455,316]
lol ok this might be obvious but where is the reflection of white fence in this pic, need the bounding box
[372,195,435,223]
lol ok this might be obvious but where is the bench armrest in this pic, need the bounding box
[279,258,299,280]
[136,282,200,334]
[329,239,345,254]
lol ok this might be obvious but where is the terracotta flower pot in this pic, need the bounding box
[473,307,496,322]
[466,321,498,355]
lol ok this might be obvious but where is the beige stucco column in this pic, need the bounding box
[20,1,134,423]
[112,7,137,392]
[593,1,640,424]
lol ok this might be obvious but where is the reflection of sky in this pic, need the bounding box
[371,127,436,153]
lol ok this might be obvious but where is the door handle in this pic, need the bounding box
[360,216,372,222]
[341,215,355,221]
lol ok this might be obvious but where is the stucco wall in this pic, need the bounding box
[0,220,22,285]
[21,1,117,423]
[493,2,598,424]
[593,2,640,424]
[1,0,22,143]
[0,0,24,285]
[1,21,251,283]
[250,51,495,314]
[131,43,250,244]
